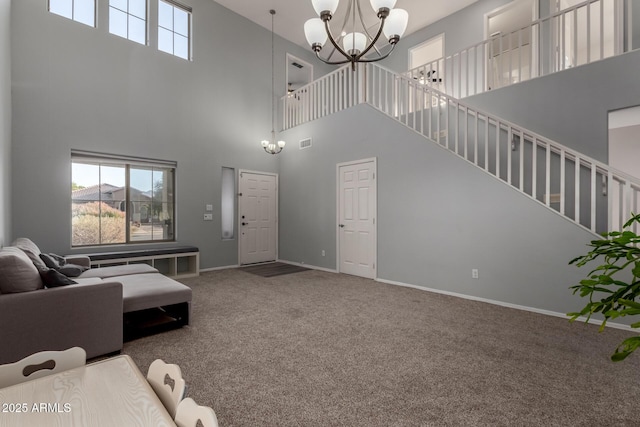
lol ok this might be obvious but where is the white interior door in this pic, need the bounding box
[337,159,377,279]
[239,171,277,265]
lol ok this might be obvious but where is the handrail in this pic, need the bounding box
[405,0,625,98]
[282,64,362,130]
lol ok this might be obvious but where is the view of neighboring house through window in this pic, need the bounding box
[158,0,191,60]
[109,0,147,45]
[71,152,176,247]
[49,0,95,27]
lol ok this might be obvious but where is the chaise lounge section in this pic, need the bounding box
[0,239,193,364]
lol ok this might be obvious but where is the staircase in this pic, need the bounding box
[282,0,640,236]
[283,61,640,236]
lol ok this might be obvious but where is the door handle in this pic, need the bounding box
[242,222,247,226]
[339,224,345,228]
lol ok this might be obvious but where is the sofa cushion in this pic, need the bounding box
[0,247,44,294]
[115,273,192,313]
[12,238,46,270]
[39,268,77,288]
[79,263,158,279]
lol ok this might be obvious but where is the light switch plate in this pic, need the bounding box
[203,213,213,221]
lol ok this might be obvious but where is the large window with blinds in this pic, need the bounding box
[71,151,176,247]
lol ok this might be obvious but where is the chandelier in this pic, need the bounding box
[304,0,408,70]
[261,10,285,155]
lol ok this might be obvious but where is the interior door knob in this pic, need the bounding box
[339,224,345,228]
[242,222,247,226]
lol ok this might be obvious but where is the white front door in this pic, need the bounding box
[337,159,377,279]
[239,171,277,265]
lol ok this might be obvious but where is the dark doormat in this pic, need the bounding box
[240,262,310,278]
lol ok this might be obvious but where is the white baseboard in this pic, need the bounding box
[375,277,634,332]
[277,259,338,274]
[200,264,240,272]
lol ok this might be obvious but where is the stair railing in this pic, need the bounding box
[281,58,640,234]
[406,0,624,99]
[368,63,640,234]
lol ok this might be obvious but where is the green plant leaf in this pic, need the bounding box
[611,336,640,362]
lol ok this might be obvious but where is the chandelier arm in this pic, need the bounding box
[358,42,397,63]
[315,51,352,66]
[324,19,353,61]
[354,17,386,61]
[356,0,384,57]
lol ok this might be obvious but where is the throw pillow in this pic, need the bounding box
[39,253,63,269]
[39,268,77,288]
[48,253,67,266]
[0,247,45,294]
[58,264,88,278]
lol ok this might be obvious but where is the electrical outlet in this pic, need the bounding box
[205,204,213,211]
[472,269,479,279]
[322,250,325,257]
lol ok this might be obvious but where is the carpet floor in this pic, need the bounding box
[123,269,640,426]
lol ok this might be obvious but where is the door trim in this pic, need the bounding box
[484,0,540,89]
[336,157,377,279]
[237,169,279,265]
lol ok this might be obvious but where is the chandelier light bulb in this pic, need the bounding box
[369,0,397,14]
[343,32,367,55]
[304,18,328,50]
[383,8,408,43]
[312,0,340,17]
[278,140,286,148]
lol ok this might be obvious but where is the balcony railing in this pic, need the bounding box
[406,0,633,98]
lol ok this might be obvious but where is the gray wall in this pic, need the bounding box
[0,0,10,247]
[279,104,600,316]
[9,0,320,267]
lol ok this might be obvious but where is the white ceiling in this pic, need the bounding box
[213,0,478,50]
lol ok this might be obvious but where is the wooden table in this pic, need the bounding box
[0,355,176,426]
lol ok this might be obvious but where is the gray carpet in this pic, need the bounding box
[122,269,640,426]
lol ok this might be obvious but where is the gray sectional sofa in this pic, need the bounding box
[0,238,192,364]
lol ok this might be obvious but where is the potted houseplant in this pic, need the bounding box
[569,212,640,361]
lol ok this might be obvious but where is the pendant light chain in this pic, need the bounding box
[260,9,285,154]
[270,9,275,137]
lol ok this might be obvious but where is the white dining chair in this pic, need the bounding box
[0,347,87,389]
[175,397,219,427]
[147,358,187,418]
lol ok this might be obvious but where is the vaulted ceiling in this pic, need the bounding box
[213,0,478,50]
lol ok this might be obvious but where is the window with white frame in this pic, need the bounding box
[158,0,192,60]
[49,0,95,27]
[109,0,147,45]
[71,151,176,247]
